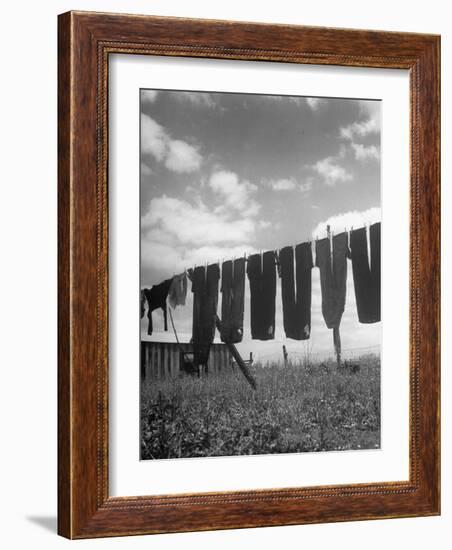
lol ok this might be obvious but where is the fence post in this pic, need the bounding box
[333,327,342,368]
[282,345,288,367]
[215,315,256,390]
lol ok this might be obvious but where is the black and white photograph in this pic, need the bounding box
[139,89,381,460]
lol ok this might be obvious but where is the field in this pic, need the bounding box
[140,355,380,460]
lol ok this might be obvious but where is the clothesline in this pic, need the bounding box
[141,221,381,371]
[142,222,375,286]
[191,222,370,269]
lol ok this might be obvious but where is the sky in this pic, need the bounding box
[140,89,381,360]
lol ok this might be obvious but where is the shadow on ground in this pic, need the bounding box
[26,516,57,534]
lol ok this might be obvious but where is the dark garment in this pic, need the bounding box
[192,264,220,365]
[295,242,314,337]
[280,243,313,340]
[247,251,276,340]
[315,232,348,329]
[140,289,146,319]
[144,278,172,335]
[350,224,381,323]
[280,246,295,337]
[220,258,245,344]
[370,222,381,322]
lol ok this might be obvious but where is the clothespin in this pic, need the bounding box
[326,224,331,239]
[274,249,282,278]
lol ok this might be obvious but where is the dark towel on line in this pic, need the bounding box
[140,289,146,319]
[192,264,220,365]
[247,251,276,340]
[220,258,245,344]
[295,242,314,338]
[280,243,313,340]
[370,222,381,322]
[350,224,381,323]
[280,246,296,337]
[144,278,172,335]
[315,232,348,330]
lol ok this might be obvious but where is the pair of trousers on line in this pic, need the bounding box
[279,242,313,340]
[191,264,220,366]
[143,278,172,336]
[220,258,245,344]
[315,232,348,330]
[247,251,276,340]
[349,222,381,323]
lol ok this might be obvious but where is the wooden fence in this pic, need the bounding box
[141,341,232,380]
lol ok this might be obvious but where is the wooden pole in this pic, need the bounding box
[333,326,341,368]
[282,345,288,367]
[326,224,342,368]
[215,315,257,390]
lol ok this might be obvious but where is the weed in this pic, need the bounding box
[140,354,380,459]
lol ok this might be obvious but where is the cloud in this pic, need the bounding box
[141,90,158,104]
[267,177,312,194]
[269,178,297,191]
[141,114,168,161]
[141,194,260,274]
[141,163,152,177]
[260,95,303,107]
[306,97,325,110]
[262,95,327,110]
[142,195,256,246]
[164,140,202,173]
[141,241,256,275]
[340,100,381,140]
[208,170,260,216]
[174,91,218,109]
[313,155,353,186]
[311,206,381,238]
[258,220,272,229]
[351,143,380,161]
[141,113,202,173]
[299,179,313,194]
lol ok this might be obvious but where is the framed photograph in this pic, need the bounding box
[58,11,440,538]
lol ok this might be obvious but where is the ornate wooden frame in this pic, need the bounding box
[58,11,440,539]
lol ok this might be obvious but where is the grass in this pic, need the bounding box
[140,355,380,460]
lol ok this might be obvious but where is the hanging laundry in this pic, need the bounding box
[168,271,187,309]
[140,289,146,319]
[143,278,173,336]
[191,264,220,366]
[280,246,296,338]
[369,222,381,322]
[280,242,313,340]
[350,224,381,323]
[296,242,314,338]
[315,232,348,330]
[220,257,245,344]
[247,251,276,340]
